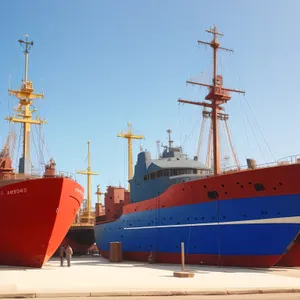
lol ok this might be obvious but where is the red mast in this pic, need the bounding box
[178,25,245,175]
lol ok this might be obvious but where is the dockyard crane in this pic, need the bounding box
[117,122,144,192]
[76,140,98,223]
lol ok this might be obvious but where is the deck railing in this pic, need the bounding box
[221,154,300,174]
[0,169,77,182]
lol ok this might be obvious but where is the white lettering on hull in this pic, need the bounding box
[0,188,28,196]
[75,188,84,198]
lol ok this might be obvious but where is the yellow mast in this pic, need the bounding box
[117,122,144,192]
[5,35,45,174]
[76,140,98,223]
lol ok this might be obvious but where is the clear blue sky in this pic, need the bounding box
[1,0,299,206]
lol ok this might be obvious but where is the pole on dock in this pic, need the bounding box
[181,242,185,272]
[173,242,194,278]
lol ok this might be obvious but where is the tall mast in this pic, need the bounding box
[178,25,245,175]
[117,122,144,192]
[5,35,45,174]
[77,141,98,222]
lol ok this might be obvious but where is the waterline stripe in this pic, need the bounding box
[124,216,300,230]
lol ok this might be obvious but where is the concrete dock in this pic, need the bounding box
[1,255,300,298]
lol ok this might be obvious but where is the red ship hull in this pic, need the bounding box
[0,177,84,268]
[99,250,281,268]
[276,235,300,267]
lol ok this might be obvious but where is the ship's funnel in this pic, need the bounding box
[246,158,257,169]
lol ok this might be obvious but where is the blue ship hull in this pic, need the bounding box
[95,193,300,267]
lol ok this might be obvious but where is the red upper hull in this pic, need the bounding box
[0,177,84,268]
[98,163,300,267]
[276,235,300,267]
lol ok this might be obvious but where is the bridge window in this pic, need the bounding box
[144,168,210,181]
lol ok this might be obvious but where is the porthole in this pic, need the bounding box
[208,191,219,199]
[254,183,265,191]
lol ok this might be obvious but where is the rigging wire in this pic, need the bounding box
[220,120,227,169]
[223,120,231,163]
[39,126,51,159]
[225,119,240,168]
[9,122,14,162]
[31,127,39,173]
[180,117,199,151]
[195,113,206,160]
[241,99,266,163]
[34,125,44,166]
[38,125,45,165]
[235,64,275,163]
[239,96,251,158]
[15,124,22,170]
[244,95,276,161]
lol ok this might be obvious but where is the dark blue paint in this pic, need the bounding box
[95,193,300,256]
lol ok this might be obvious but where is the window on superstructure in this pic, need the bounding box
[145,168,211,181]
[163,170,169,176]
[150,172,157,180]
[179,169,185,175]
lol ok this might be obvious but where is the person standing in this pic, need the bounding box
[66,245,73,267]
[59,246,65,267]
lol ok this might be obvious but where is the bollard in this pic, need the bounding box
[173,242,194,278]
[181,242,185,272]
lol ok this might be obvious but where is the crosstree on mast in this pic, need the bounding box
[178,25,245,175]
[117,122,144,192]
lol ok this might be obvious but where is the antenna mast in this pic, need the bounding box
[156,140,161,158]
[76,140,98,223]
[178,25,245,175]
[167,129,174,150]
[5,35,45,174]
[95,184,104,205]
[117,122,144,192]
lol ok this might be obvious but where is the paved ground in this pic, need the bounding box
[1,256,300,298]
[1,295,298,300]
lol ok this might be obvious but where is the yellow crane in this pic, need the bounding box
[76,140,98,223]
[117,122,144,192]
